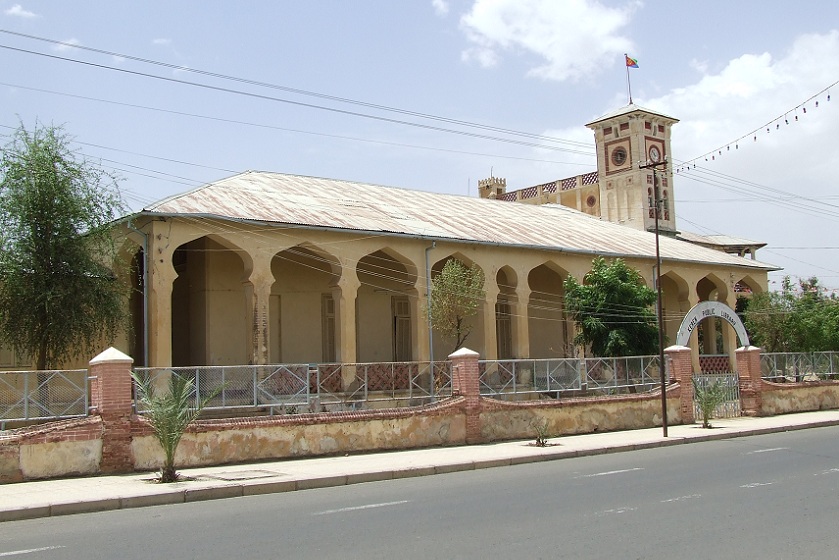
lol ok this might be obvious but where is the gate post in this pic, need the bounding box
[449,347,482,444]
[665,345,694,424]
[736,346,762,416]
[89,347,135,473]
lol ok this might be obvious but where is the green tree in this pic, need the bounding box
[564,256,659,357]
[745,276,839,352]
[692,377,727,429]
[427,258,485,353]
[132,372,221,483]
[0,123,128,369]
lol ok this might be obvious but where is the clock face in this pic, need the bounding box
[649,146,661,163]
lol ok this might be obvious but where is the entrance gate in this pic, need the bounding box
[692,373,741,419]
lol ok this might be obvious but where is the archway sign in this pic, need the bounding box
[675,301,750,348]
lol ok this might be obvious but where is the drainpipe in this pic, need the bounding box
[126,219,149,368]
[425,241,436,396]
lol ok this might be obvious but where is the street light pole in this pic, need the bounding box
[640,158,669,437]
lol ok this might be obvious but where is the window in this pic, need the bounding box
[321,294,336,362]
[495,301,513,359]
[392,297,412,362]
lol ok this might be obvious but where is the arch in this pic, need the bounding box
[272,243,342,363]
[660,271,691,348]
[527,262,571,358]
[494,266,519,360]
[171,235,248,366]
[429,253,486,359]
[676,301,750,347]
[356,248,419,362]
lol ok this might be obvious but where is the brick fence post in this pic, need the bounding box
[449,347,482,444]
[736,346,763,416]
[665,345,694,424]
[89,347,135,473]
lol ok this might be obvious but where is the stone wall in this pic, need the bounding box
[761,381,839,416]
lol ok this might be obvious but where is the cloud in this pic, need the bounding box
[459,0,639,81]
[152,38,172,46]
[53,38,81,52]
[4,4,37,18]
[432,0,450,17]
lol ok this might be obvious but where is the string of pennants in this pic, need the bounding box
[675,80,837,174]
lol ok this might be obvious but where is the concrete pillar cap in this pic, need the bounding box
[664,345,691,352]
[449,347,479,359]
[90,347,134,365]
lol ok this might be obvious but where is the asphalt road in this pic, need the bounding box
[2,426,839,559]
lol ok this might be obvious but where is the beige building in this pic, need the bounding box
[1,104,778,372]
[113,104,775,371]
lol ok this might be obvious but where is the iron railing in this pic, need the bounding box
[692,373,741,419]
[479,356,661,399]
[761,352,839,382]
[133,361,452,414]
[0,369,89,429]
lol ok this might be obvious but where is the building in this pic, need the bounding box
[118,105,776,372]
[1,104,778,372]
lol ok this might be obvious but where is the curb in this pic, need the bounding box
[3,419,839,523]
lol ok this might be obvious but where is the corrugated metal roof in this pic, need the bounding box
[143,171,778,272]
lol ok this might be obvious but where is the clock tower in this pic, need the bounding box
[585,104,679,234]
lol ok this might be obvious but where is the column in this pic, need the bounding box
[665,345,694,424]
[513,287,531,359]
[147,235,177,368]
[449,347,482,444]
[482,284,500,361]
[246,252,275,366]
[409,288,429,361]
[333,271,360,391]
[89,348,135,473]
[736,346,763,416]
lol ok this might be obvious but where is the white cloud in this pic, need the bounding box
[5,4,37,18]
[152,38,172,46]
[432,0,450,17]
[639,31,839,283]
[459,0,639,81]
[53,38,81,52]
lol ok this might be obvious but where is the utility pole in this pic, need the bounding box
[640,157,669,437]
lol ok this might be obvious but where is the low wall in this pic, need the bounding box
[481,394,681,441]
[3,348,839,483]
[761,380,839,416]
[132,399,467,470]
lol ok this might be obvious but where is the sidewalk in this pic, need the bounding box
[4,409,839,523]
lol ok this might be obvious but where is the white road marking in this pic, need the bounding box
[661,494,701,503]
[576,467,643,478]
[313,500,410,516]
[816,468,839,476]
[0,547,66,557]
[595,507,637,516]
[748,447,789,454]
[740,482,774,488]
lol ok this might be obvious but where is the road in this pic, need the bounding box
[2,426,839,559]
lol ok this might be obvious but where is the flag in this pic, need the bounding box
[625,55,639,68]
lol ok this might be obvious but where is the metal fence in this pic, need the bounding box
[761,352,839,382]
[478,355,662,399]
[0,369,89,429]
[133,361,452,415]
[692,373,741,419]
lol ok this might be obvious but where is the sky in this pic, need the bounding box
[1,0,838,293]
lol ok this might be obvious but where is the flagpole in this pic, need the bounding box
[625,53,633,104]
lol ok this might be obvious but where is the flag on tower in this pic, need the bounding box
[625,55,639,68]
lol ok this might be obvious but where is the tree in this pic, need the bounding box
[427,258,485,353]
[132,372,221,483]
[744,276,839,353]
[692,377,727,429]
[564,256,659,357]
[0,123,128,370]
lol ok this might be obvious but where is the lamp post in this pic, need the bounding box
[640,157,669,437]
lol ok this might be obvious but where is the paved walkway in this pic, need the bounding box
[4,410,839,523]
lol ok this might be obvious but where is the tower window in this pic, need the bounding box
[611,146,627,166]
